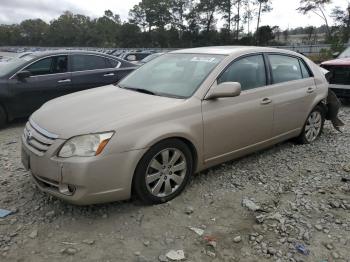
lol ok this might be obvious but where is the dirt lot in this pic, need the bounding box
[0,106,350,262]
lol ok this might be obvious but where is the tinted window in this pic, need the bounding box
[299,60,311,78]
[218,55,266,91]
[72,55,107,71]
[269,55,303,84]
[136,53,150,60]
[25,56,68,76]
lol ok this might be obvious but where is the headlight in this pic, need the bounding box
[58,132,114,158]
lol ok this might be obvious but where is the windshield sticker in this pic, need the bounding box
[191,57,217,63]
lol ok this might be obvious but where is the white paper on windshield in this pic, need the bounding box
[190,57,217,63]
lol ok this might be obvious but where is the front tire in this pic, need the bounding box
[296,105,325,144]
[133,139,193,204]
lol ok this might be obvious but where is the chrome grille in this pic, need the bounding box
[23,120,58,156]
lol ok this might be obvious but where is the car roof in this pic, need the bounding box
[31,50,116,58]
[171,46,296,56]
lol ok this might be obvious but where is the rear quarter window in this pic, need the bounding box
[299,60,312,78]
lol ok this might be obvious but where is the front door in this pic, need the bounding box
[8,55,71,118]
[202,54,274,163]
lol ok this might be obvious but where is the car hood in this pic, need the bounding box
[31,85,184,139]
[321,57,350,66]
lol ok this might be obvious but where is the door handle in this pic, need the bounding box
[103,73,115,77]
[261,98,272,105]
[307,87,316,93]
[57,79,71,83]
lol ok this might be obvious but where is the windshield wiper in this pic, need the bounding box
[119,85,157,96]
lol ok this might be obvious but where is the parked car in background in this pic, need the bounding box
[137,52,165,65]
[0,54,12,62]
[0,52,34,63]
[0,50,136,127]
[22,46,332,205]
[108,49,122,57]
[119,52,152,64]
[321,47,350,100]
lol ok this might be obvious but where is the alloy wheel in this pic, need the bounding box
[305,111,322,143]
[145,148,187,198]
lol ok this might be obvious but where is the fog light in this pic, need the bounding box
[59,184,76,196]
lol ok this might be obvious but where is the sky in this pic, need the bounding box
[0,0,348,30]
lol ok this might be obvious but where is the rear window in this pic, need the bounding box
[299,60,312,78]
[269,55,303,84]
[72,55,108,71]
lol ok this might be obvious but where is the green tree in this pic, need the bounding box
[196,0,221,33]
[0,25,21,45]
[297,0,332,38]
[170,0,190,39]
[129,4,148,31]
[331,3,350,42]
[255,0,272,43]
[91,10,121,46]
[255,25,274,45]
[47,11,93,46]
[219,0,234,34]
[118,23,142,47]
[20,19,49,45]
[129,0,172,31]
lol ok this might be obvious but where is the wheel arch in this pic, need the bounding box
[130,136,199,201]
[135,135,199,175]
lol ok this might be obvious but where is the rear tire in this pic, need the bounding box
[296,105,325,144]
[0,105,7,129]
[133,139,193,204]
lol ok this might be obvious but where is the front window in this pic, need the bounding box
[119,53,224,98]
[339,47,350,58]
[218,55,267,91]
[25,55,68,76]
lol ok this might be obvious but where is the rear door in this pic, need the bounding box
[266,54,316,136]
[7,55,71,117]
[202,54,274,164]
[70,54,120,92]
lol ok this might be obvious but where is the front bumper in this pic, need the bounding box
[21,135,147,205]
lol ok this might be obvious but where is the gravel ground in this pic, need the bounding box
[0,106,350,262]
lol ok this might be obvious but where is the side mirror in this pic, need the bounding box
[205,82,241,100]
[16,70,31,80]
[332,52,340,58]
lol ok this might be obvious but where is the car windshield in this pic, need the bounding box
[119,53,224,98]
[0,55,36,78]
[339,47,350,58]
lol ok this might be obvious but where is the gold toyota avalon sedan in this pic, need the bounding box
[22,46,330,205]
